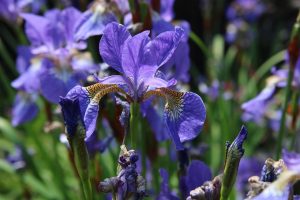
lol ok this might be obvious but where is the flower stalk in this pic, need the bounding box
[59,98,92,200]
[276,11,300,159]
[68,128,92,200]
[130,102,140,149]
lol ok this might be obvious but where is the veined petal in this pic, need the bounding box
[121,30,150,81]
[83,83,124,139]
[143,88,206,150]
[145,27,184,68]
[84,100,100,139]
[99,22,131,73]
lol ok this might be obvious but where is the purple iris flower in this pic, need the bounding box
[12,92,39,126]
[13,7,98,104]
[157,169,180,200]
[242,55,300,127]
[226,0,265,23]
[241,85,276,123]
[11,46,43,126]
[74,1,117,40]
[66,22,206,150]
[0,0,44,22]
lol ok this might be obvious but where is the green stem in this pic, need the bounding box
[276,11,300,159]
[69,128,92,200]
[276,64,295,159]
[189,31,211,58]
[130,102,140,149]
[289,91,300,150]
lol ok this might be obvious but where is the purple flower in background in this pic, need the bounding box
[20,8,95,103]
[226,0,265,46]
[85,134,113,158]
[5,146,26,170]
[157,169,179,200]
[152,1,191,83]
[160,0,175,22]
[74,1,117,40]
[66,22,206,150]
[226,0,265,22]
[186,160,212,192]
[11,7,98,124]
[10,46,43,126]
[241,85,276,123]
[0,0,44,22]
[282,149,300,173]
[12,92,39,126]
[236,157,263,196]
[242,53,300,127]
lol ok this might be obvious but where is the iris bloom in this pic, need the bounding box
[74,0,117,41]
[66,22,206,150]
[0,0,44,22]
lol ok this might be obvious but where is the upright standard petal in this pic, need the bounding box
[21,13,49,47]
[145,27,184,68]
[60,7,82,45]
[121,31,150,81]
[99,22,131,73]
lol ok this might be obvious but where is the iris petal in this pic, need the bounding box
[99,22,131,73]
[121,30,150,81]
[12,93,38,126]
[66,83,125,139]
[143,88,206,150]
[74,10,116,41]
[145,27,184,67]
